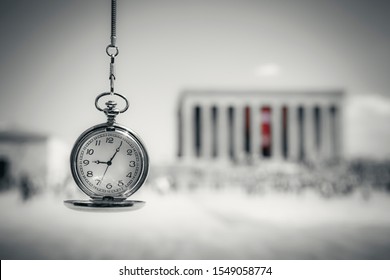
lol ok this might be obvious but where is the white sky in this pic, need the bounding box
[0,0,390,163]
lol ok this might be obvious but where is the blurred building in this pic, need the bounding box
[177,90,344,164]
[0,127,69,191]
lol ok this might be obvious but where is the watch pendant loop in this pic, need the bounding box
[106,45,119,57]
[95,92,129,113]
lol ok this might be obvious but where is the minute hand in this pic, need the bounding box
[101,141,123,183]
[109,141,123,163]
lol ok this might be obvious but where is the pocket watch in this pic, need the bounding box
[64,93,149,211]
[64,0,149,211]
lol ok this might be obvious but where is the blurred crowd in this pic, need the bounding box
[1,159,389,200]
[149,159,390,198]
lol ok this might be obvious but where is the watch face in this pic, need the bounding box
[70,124,149,199]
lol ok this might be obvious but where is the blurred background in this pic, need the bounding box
[0,0,390,259]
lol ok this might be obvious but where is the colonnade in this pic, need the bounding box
[178,91,344,163]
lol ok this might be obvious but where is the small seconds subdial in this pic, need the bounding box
[76,130,142,198]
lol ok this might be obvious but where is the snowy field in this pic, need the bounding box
[1,187,390,260]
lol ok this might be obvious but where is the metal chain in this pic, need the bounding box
[95,0,129,116]
[106,0,119,95]
[110,0,117,46]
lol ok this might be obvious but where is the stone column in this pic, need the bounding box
[217,104,229,161]
[304,105,315,162]
[181,100,193,160]
[288,104,298,161]
[334,105,343,160]
[320,104,331,161]
[234,104,244,162]
[250,104,261,161]
[271,103,282,159]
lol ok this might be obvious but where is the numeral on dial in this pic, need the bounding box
[95,140,101,146]
[106,137,114,143]
[126,172,132,178]
[118,180,124,186]
[83,160,89,166]
[87,149,94,155]
[129,161,135,167]
[87,171,93,177]
[95,179,101,185]
[127,149,133,156]
[106,183,113,189]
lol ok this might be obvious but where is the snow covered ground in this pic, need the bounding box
[1,187,390,259]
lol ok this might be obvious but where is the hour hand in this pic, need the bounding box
[93,160,108,164]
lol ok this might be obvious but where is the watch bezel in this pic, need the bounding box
[70,123,149,200]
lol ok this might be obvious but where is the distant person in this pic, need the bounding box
[20,174,33,201]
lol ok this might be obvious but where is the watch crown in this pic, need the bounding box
[103,100,120,126]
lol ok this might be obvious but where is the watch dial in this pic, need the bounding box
[74,129,146,198]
